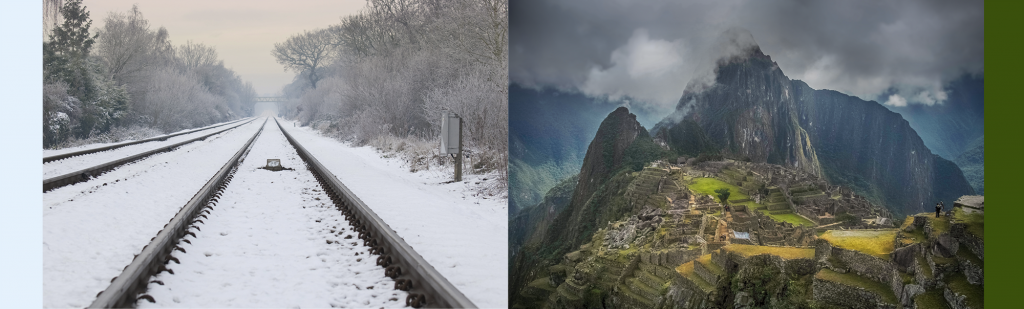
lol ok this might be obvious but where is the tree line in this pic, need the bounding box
[272,0,508,183]
[43,0,256,148]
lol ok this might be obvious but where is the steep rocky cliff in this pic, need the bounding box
[510,174,578,261]
[541,107,666,255]
[954,136,984,195]
[654,45,974,215]
[654,46,822,176]
[510,107,667,307]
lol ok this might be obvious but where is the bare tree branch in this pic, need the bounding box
[272,29,334,89]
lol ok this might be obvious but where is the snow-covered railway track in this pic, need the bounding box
[43,117,251,164]
[88,117,475,308]
[43,118,257,192]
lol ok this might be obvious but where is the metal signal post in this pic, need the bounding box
[439,112,463,182]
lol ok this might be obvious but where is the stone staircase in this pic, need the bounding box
[612,262,675,309]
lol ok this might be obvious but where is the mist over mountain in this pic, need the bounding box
[883,75,984,161]
[881,74,984,195]
[652,36,975,216]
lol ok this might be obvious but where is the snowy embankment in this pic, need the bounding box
[42,118,248,158]
[43,118,251,179]
[280,119,509,308]
[42,119,266,308]
[140,118,404,308]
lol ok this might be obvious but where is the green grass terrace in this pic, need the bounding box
[819,230,896,260]
[687,177,815,227]
[952,207,984,239]
[721,244,815,260]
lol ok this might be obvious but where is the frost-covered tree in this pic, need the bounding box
[274,0,509,183]
[96,5,154,83]
[44,4,258,147]
[272,29,334,89]
[177,41,218,72]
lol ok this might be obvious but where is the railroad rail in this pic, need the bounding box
[87,117,475,308]
[42,118,257,192]
[275,117,476,308]
[43,117,251,163]
[88,118,266,308]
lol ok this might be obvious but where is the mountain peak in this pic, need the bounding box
[713,27,768,64]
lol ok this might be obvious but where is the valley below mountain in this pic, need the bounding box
[510,41,982,308]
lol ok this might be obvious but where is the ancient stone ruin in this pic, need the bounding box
[515,160,982,309]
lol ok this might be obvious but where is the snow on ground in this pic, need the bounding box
[42,118,266,308]
[42,118,250,158]
[43,118,254,179]
[280,119,509,308]
[139,117,405,308]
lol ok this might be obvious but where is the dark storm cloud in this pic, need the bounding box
[510,0,983,113]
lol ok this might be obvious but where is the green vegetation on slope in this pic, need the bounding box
[952,207,984,239]
[914,289,951,309]
[819,230,896,259]
[898,216,927,245]
[540,169,636,263]
[946,272,984,309]
[929,215,951,235]
[509,157,581,215]
[723,244,816,260]
[689,178,816,227]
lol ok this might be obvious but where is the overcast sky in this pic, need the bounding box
[510,0,984,116]
[77,0,366,96]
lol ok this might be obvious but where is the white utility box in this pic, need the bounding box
[439,112,461,155]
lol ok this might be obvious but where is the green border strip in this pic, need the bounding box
[985,1,1022,307]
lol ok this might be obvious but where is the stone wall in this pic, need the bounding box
[899,283,924,307]
[950,223,984,261]
[831,247,895,284]
[812,277,896,309]
[641,248,702,268]
[813,239,832,261]
[711,249,730,272]
[890,243,920,273]
[784,258,817,276]
[959,257,983,286]
[926,253,959,282]
[665,280,709,309]
[943,286,974,309]
[913,253,937,289]
[617,255,641,285]
[796,207,821,225]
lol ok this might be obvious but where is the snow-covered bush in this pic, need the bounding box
[43,81,81,148]
[275,0,508,187]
